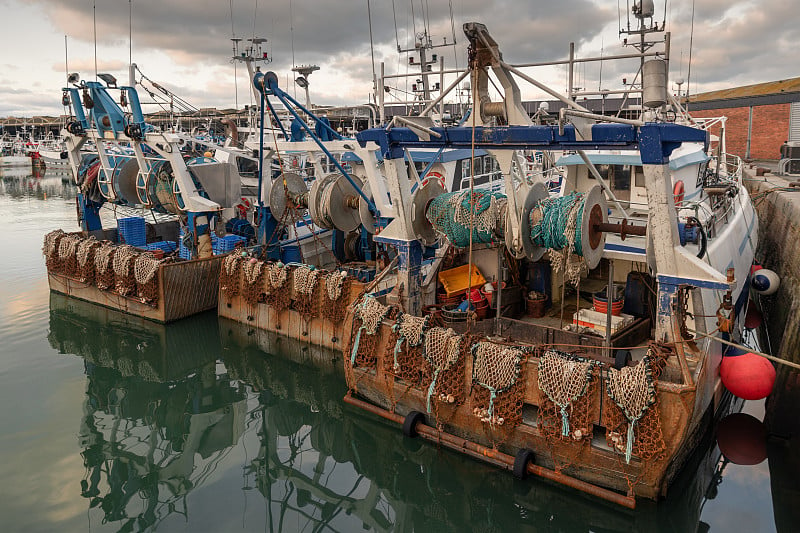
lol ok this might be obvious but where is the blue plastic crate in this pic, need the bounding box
[118,217,146,247]
[146,241,177,254]
[214,234,246,254]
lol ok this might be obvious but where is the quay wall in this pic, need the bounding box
[743,167,800,436]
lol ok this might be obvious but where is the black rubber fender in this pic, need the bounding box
[513,448,535,479]
[402,410,425,438]
[614,349,632,370]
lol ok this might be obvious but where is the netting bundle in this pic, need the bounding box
[94,243,116,290]
[471,341,527,428]
[422,327,466,412]
[537,350,600,442]
[386,313,429,385]
[241,259,266,306]
[292,264,321,318]
[220,254,243,298]
[265,262,291,311]
[112,245,140,296]
[134,253,163,306]
[426,190,507,247]
[530,193,588,285]
[322,270,350,324]
[603,351,665,463]
[75,237,101,283]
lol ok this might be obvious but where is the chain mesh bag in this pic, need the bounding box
[242,259,266,306]
[604,350,666,464]
[58,234,82,278]
[94,243,117,290]
[322,270,351,324]
[537,350,600,442]
[220,254,243,299]
[385,312,429,386]
[292,264,321,319]
[43,229,66,272]
[113,245,140,296]
[471,341,527,428]
[264,262,291,311]
[134,252,163,306]
[75,237,101,284]
[422,327,466,413]
[348,294,393,369]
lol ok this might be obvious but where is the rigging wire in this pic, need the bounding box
[391,0,401,51]
[367,0,378,104]
[229,0,238,110]
[686,0,696,111]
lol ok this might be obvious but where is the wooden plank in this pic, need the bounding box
[49,273,167,322]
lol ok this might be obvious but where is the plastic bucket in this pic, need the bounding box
[526,296,546,318]
[593,293,624,316]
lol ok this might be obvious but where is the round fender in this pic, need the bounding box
[402,410,425,438]
[513,448,535,479]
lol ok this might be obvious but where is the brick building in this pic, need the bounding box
[684,77,800,161]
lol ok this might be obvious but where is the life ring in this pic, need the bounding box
[236,196,252,218]
[421,170,445,189]
[673,180,685,205]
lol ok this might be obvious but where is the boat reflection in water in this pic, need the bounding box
[48,293,741,532]
[1,167,76,200]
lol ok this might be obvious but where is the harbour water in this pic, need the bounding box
[0,169,784,532]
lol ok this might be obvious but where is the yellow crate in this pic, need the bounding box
[438,264,486,297]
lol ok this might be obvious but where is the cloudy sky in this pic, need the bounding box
[0,0,797,117]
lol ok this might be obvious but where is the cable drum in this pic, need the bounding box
[308,173,363,232]
[527,184,607,271]
[269,172,308,222]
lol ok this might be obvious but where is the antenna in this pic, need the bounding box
[93,0,97,81]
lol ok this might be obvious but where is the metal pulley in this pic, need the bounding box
[410,179,446,246]
[307,173,364,233]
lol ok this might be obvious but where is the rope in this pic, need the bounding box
[426,189,507,247]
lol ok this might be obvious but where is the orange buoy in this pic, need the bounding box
[720,351,776,400]
[673,180,685,204]
[716,412,767,465]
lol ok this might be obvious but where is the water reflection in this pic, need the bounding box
[0,167,76,200]
[48,294,748,532]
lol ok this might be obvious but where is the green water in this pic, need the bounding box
[0,170,786,532]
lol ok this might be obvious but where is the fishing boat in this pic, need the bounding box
[43,72,257,322]
[217,3,769,507]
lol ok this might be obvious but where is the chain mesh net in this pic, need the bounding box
[384,313,429,386]
[113,245,140,296]
[321,271,350,324]
[422,327,467,413]
[43,230,65,271]
[603,349,667,464]
[537,350,600,442]
[94,243,116,290]
[264,262,291,311]
[470,341,527,429]
[75,238,101,283]
[347,295,393,370]
[57,234,82,278]
[242,259,266,306]
[220,254,243,298]
[292,265,321,319]
[134,252,163,306]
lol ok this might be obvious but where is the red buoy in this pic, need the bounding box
[744,301,763,330]
[720,351,776,400]
[716,412,767,465]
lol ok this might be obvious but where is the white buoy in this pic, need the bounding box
[752,268,780,296]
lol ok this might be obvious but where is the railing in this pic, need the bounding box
[778,158,800,176]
